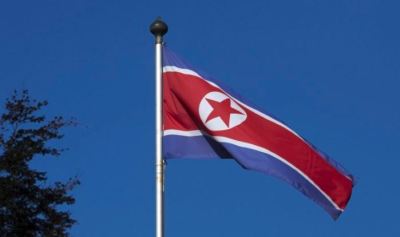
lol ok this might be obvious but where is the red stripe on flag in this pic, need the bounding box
[163,71,353,210]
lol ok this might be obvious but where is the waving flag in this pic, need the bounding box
[162,47,354,219]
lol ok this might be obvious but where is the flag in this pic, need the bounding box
[162,46,354,219]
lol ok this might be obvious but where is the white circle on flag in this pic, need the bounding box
[199,91,247,131]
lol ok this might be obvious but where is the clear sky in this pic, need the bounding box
[1,0,399,236]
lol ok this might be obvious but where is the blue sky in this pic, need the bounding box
[1,0,399,236]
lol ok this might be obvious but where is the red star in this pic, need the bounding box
[205,98,243,127]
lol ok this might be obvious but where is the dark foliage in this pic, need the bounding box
[0,91,79,237]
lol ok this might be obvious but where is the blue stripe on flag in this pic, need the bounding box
[163,134,343,219]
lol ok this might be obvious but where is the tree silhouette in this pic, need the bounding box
[0,91,79,237]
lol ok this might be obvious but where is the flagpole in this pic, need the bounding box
[150,18,168,237]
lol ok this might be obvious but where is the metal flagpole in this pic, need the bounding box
[150,18,168,237]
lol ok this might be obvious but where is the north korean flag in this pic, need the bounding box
[162,46,354,219]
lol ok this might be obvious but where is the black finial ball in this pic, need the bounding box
[150,18,168,37]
